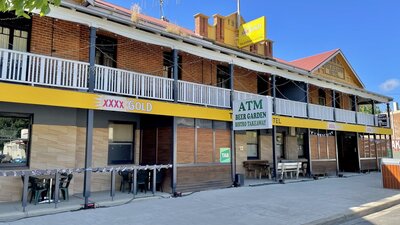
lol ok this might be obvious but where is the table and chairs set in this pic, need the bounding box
[118,169,164,194]
[22,173,73,205]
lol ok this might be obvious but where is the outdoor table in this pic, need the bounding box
[30,174,63,203]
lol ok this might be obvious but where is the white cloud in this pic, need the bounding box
[379,79,400,92]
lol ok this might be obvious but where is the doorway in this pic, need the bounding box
[337,132,359,172]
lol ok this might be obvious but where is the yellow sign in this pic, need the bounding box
[272,116,392,135]
[0,83,231,122]
[238,16,266,48]
[0,83,392,135]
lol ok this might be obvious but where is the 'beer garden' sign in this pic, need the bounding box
[233,97,272,130]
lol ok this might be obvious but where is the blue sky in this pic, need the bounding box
[108,0,400,106]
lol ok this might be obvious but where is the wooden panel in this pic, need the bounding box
[215,130,231,163]
[360,159,377,171]
[197,128,213,163]
[157,127,172,164]
[141,128,157,164]
[177,127,195,164]
[327,136,336,159]
[319,135,328,159]
[382,164,400,189]
[310,135,318,160]
[176,165,231,192]
[369,136,376,158]
[311,160,337,176]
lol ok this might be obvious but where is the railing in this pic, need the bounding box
[178,80,231,108]
[335,108,356,124]
[233,90,265,101]
[0,48,88,90]
[0,48,389,127]
[309,104,334,121]
[95,65,174,101]
[275,98,307,118]
[357,112,375,126]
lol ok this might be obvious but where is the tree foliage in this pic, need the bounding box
[359,105,381,114]
[0,0,61,18]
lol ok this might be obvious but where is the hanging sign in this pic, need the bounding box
[233,97,272,130]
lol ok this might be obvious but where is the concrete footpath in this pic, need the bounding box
[1,172,400,225]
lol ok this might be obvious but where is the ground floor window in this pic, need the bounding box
[247,131,259,159]
[108,122,135,165]
[0,113,31,168]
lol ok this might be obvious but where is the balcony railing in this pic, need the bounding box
[95,65,174,101]
[275,98,307,118]
[177,80,231,108]
[0,48,387,128]
[335,108,356,124]
[357,112,376,126]
[309,104,334,121]
[0,48,88,90]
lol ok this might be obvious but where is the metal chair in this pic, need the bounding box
[136,170,149,194]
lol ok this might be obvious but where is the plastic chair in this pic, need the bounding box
[59,174,73,201]
[30,178,50,205]
[118,171,131,192]
[150,170,164,192]
[136,170,149,194]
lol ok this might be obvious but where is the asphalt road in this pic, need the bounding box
[341,204,400,225]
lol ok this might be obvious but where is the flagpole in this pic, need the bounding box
[237,0,241,29]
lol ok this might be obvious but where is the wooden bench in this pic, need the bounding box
[277,162,302,180]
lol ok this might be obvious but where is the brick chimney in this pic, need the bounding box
[213,14,224,42]
[194,13,209,37]
[264,40,273,58]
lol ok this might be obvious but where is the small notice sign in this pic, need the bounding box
[220,148,231,163]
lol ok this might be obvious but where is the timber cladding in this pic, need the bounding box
[311,160,337,175]
[360,159,378,171]
[176,165,232,192]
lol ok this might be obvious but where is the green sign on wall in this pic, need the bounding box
[220,148,231,163]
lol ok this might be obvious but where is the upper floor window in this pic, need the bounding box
[318,89,326,106]
[257,74,269,96]
[216,65,230,89]
[96,35,117,67]
[162,51,182,79]
[0,13,31,52]
[0,113,32,168]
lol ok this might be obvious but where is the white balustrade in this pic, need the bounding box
[275,98,307,118]
[309,104,334,121]
[233,90,264,101]
[178,80,231,108]
[0,49,387,122]
[0,48,88,90]
[357,112,375,126]
[94,65,174,101]
[335,108,356,123]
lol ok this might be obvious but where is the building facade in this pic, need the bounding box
[0,0,393,203]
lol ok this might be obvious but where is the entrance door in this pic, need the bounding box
[337,132,359,172]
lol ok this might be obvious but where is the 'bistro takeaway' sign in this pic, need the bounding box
[233,97,272,131]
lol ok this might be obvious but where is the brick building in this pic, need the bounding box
[0,0,393,205]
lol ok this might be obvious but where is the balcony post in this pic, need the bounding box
[306,83,310,118]
[332,90,336,121]
[83,26,97,209]
[372,101,376,126]
[272,74,278,181]
[354,95,358,124]
[387,103,393,158]
[229,63,236,182]
[173,49,179,103]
